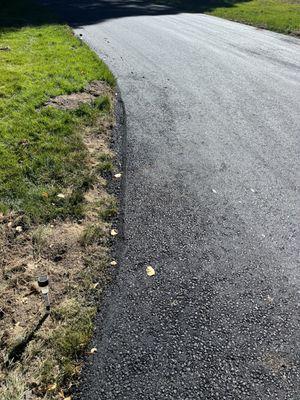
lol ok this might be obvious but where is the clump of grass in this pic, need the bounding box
[0,369,26,400]
[32,226,49,258]
[80,223,107,246]
[97,196,118,221]
[96,153,115,175]
[94,95,111,112]
[51,299,95,382]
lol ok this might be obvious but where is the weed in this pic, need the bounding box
[80,223,107,246]
[97,196,118,221]
[51,299,95,359]
[32,225,49,258]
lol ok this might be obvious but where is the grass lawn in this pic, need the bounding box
[207,0,300,35]
[0,3,114,222]
[155,0,300,35]
[0,1,119,399]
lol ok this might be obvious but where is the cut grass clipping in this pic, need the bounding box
[0,1,119,399]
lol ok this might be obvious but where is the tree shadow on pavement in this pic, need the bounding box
[0,0,250,29]
[40,0,250,26]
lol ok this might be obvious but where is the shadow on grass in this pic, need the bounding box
[0,0,250,29]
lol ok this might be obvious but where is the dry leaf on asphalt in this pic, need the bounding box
[110,260,117,266]
[146,266,156,276]
[114,173,122,178]
[90,347,97,354]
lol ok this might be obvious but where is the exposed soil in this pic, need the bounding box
[45,81,110,110]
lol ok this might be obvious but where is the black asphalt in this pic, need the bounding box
[41,1,300,398]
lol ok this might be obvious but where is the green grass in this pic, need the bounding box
[0,1,115,222]
[0,1,118,398]
[155,0,300,34]
[208,0,300,34]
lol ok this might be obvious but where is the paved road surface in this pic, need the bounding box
[43,2,300,398]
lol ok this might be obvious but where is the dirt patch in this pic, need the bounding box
[45,81,111,110]
[261,352,293,374]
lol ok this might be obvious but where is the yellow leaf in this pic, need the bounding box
[47,383,57,391]
[146,266,155,276]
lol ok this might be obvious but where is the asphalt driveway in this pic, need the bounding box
[42,1,300,398]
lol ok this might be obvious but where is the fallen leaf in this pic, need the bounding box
[110,260,117,266]
[114,173,122,178]
[90,347,97,354]
[47,383,57,391]
[64,397,72,400]
[57,193,65,199]
[42,192,49,198]
[212,189,217,194]
[110,229,118,236]
[93,282,99,289]
[146,266,155,276]
[266,295,274,303]
[15,226,23,233]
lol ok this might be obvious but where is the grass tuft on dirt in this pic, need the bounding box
[0,1,119,399]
